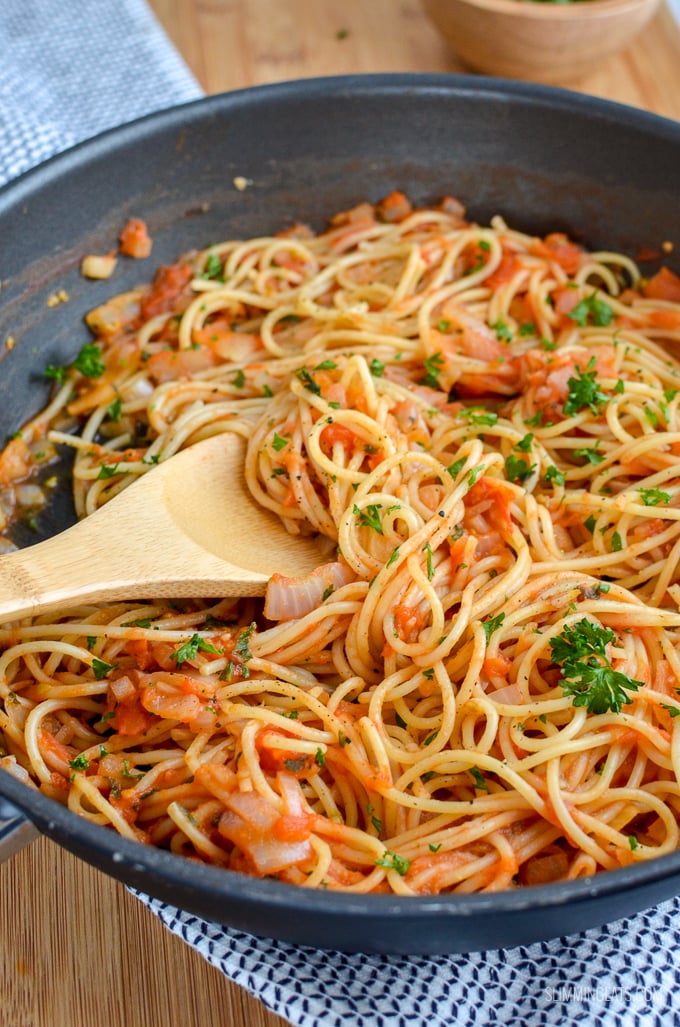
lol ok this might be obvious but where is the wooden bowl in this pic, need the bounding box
[422,0,662,83]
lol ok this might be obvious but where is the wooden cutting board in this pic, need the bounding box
[3,2,679,1026]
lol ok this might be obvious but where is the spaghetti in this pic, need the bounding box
[2,191,680,894]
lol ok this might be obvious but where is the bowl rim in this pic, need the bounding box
[423,0,661,20]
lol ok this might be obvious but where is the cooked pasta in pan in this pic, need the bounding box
[2,192,680,894]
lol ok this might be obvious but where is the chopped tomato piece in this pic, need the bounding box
[642,267,680,303]
[119,218,153,259]
[140,261,193,320]
[530,233,583,274]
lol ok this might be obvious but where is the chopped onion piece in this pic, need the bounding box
[264,561,353,622]
[80,254,118,280]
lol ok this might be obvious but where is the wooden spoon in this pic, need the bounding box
[0,433,325,622]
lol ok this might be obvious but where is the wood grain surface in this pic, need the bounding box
[3,2,680,1027]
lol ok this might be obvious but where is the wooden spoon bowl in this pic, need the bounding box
[0,433,324,622]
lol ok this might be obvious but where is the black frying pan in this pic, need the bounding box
[1,74,679,954]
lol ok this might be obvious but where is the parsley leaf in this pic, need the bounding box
[45,343,105,382]
[201,253,224,281]
[375,849,410,876]
[638,487,671,507]
[563,357,609,417]
[568,293,614,328]
[422,541,434,581]
[483,612,505,642]
[419,351,445,390]
[354,503,383,534]
[544,465,566,487]
[172,633,222,666]
[92,657,117,680]
[464,408,498,427]
[447,457,467,480]
[549,618,643,714]
[469,766,490,792]
[505,453,535,484]
[573,445,604,466]
[295,368,321,395]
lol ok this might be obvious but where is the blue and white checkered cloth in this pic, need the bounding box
[0,0,202,186]
[3,3,680,1025]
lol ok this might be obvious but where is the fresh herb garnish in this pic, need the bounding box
[505,453,536,484]
[45,342,105,382]
[469,766,490,792]
[549,618,643,714]
[419,351,445,390]
[638,487,671,507]
[201,253,224,281]
[375,849,410,876]
[172,633,222,666]
[563,357,609,417]
[295,367,321,395]
[568,293,614,328]
[92,658,117,681]
[482,612,505,642]
[354,503,384,534]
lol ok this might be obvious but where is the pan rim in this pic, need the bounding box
[1,71,680,940]
[1,72,680,213]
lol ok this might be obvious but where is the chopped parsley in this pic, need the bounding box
[573,445,604,466]
[544,465,566,487]
[375,849,410,876]
[354,503,384,534]
[563,357,609,417]
[92,657,117,681]
[295,367,321,395]
[469,766,490,792]
[447,457,467,480]
[567,293,614,328]
[201,253,224,281]
[638,487,671,507]
[505,453,535,484]
[464,408,498,427]
[45,342,105,383]
[482,612,505,642]
[419,351,445,390]
[107,397,122,421]
[492,318,513,343]
[172,633,222,666]
[386,547,400,568]
[549,618,643,714]
[422,541,434,581]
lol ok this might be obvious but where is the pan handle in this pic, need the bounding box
[0,797,39,862]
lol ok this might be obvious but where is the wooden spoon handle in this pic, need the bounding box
[0,473,268,623]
